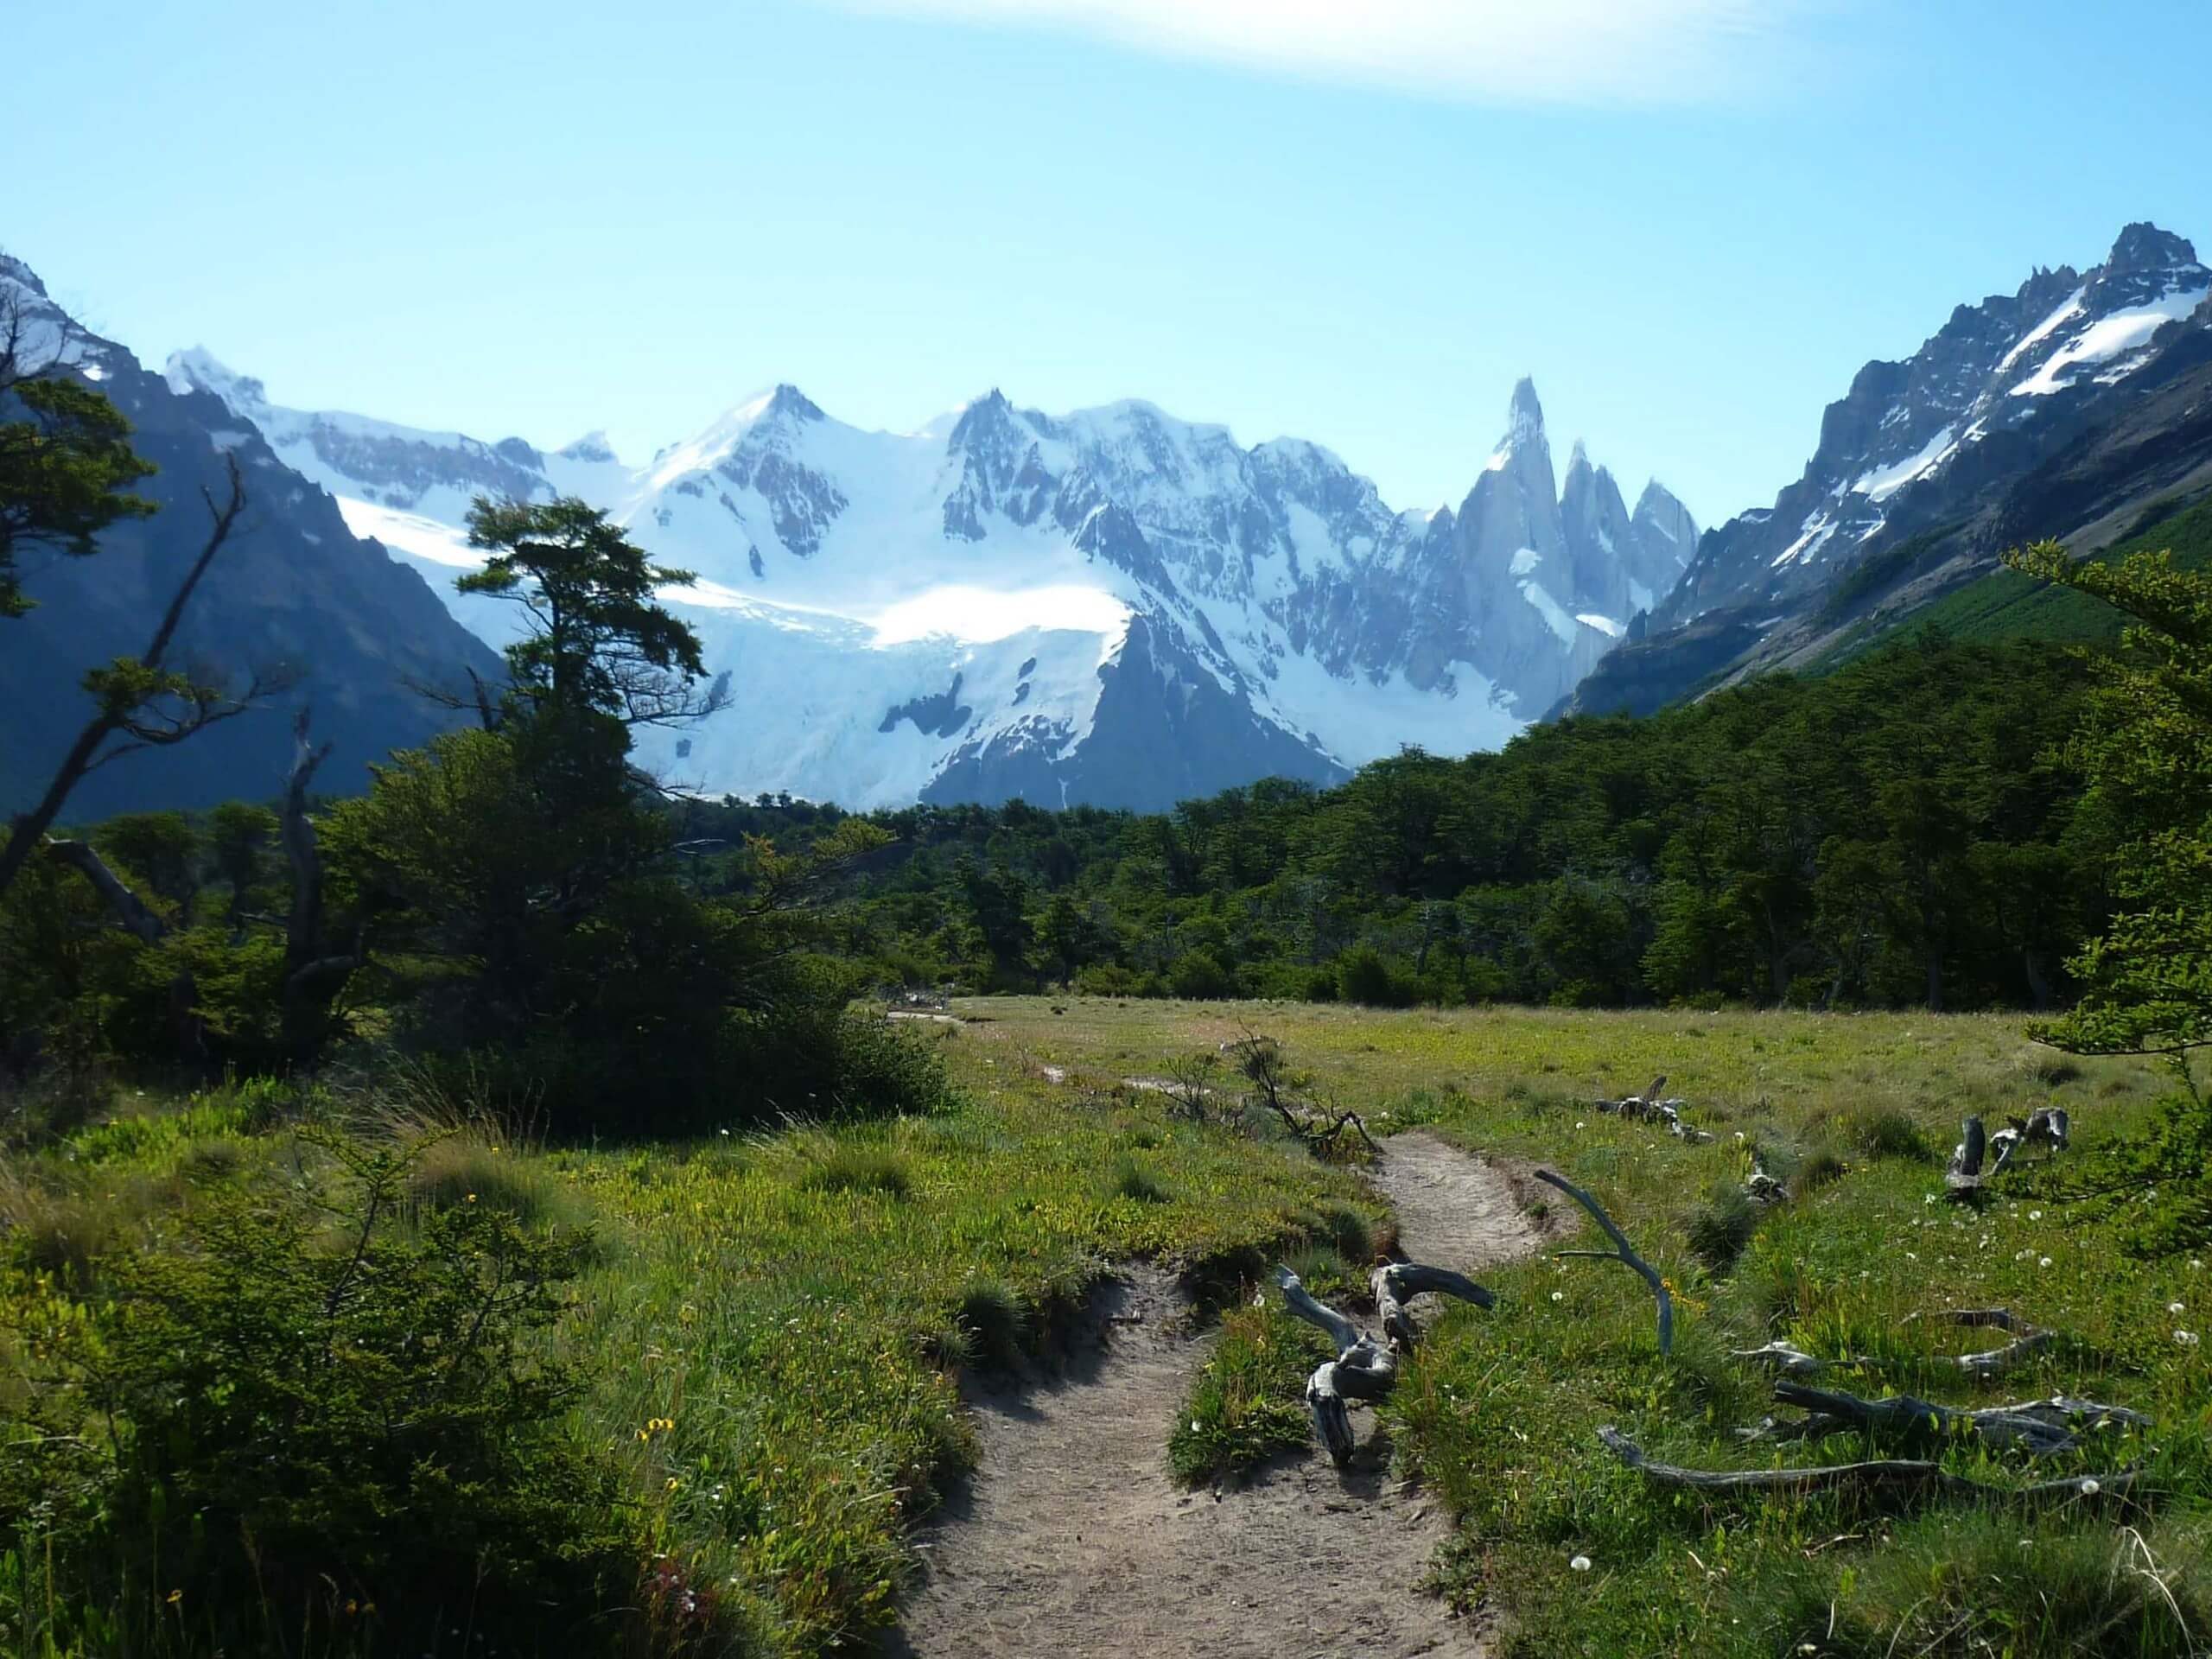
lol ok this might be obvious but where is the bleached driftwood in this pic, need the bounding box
[1745,1162,1789,1205]
[1731,1307,2052,1382]
[1598,1426,2139,1504]
[1535,1167,1674,1356]
[1946,1116,1988,1195]
[1593,1074,1713,1144]
[1953,1109,2069,1192]
[1274,1261,1493,1465]
[1729,1340,1827,1377]
[1766,1382,2146,1455]
[1989,1108,2072,1176]
[1916,1306,2055,1379]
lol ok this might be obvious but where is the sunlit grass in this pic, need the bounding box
[964,997,2208,1658]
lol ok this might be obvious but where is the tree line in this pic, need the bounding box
[676,634,2106,1014]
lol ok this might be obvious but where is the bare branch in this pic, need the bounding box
[1535,1166,1673,1355]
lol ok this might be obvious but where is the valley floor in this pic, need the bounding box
[9,1000,2209,1658]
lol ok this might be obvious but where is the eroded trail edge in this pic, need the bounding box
[892,1132,1537,1659]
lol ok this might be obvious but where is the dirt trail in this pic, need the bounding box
[890,1133,1538,1659]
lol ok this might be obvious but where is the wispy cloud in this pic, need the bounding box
[833,0,1832,107]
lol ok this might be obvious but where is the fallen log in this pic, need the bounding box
[1730,1307,2053,1381]
[1598,1426,2139,1505]
[1274,1261,1491,1465]
[1916,1307,2054,1378]
[1769,1382,2143,1455]
[1592,1075,1715,1144]
[1535,1167,1674,1356]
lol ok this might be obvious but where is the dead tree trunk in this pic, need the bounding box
[0,461,249,901]
[1598,1426,2135,1505]
[276,711,359,1068]
[1274,1260,1493,1465]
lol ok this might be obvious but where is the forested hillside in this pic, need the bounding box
[688,635,2103,1014]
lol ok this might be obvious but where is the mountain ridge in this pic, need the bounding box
[164,348,1697,810]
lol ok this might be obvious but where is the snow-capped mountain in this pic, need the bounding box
[0,255,499,817]
[1573,220,2212,716]
[162,353,1696,810]
[1662,222,2209,626]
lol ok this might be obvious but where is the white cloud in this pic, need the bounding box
[833,0,1829,106]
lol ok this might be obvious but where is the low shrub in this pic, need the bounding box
[1,1135,647,1656]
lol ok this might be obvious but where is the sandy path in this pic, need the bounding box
[889,1134,1537,1659]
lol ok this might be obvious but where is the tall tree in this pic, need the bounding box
[0,289,155,618]
[2007,538,2212,1057]
[460,496,729,734]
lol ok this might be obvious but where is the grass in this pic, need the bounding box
[7,1001,2208,1656]
[1842,497,2212,658]
[963,996,2209,1658]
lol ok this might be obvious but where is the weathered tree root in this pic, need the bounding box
[1598,1426,2140,1505]
[1764,1382,2147,1454]
[1913,1306,2055,1378]
[1274,1262,1494,1465]
[1593,1074,1715,1144]
[1731,1307,2053,1382]
[1948,1111,2069,1198]
[1535,1167,1674,1355]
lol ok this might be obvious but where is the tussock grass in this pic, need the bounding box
[796,1142,912,1199]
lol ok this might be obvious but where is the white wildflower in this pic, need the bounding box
[2080,1478,2101,1496]
[1552,1291,1565,1303]
[2177,1330,2200,1348]
[1569,1554,1592,1572]
[2029,1210,2043,1221]
[2039,1256,2053,1268]
[2170,1302,2186,1316]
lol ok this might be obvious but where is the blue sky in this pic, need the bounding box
[9,0,2209,525]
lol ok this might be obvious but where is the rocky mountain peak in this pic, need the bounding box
[1503,376,1546,450]
[2106,220,2198,276]
[0,251,48,299]
[763,383,826,423]
[557,430,620,464]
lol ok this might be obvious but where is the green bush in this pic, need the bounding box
[1108,1151,1170,1204]
[1166,950,1236,1000]
[2,1135,645,1656]
[1337,946,1415,1008]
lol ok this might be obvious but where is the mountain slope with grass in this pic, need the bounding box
[1568,221,2212,717]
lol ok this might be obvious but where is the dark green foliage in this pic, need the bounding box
[2002,533,2212,1251]
[1,1135,642,1655]
[701,634,2099,1016]
[1338,944,1416,1007]
[954,1277,1029,1369]
[0,369,156,619]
